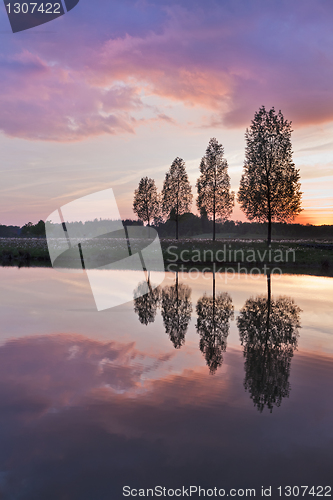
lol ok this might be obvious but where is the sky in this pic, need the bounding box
[0,0,332,226]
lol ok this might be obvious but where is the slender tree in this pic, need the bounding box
[196,138,234,241]
[162,157,193,239]
[238,106,302,246]
[133,280,161,325]
[196,271,234,374]
[133,177,160,226]
[161,272,192,349]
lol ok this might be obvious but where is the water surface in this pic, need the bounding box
[0,268,332,499]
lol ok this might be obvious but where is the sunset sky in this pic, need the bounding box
[0,0,332,226]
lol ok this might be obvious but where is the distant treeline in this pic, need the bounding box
[1,217,332,240]
[0,220,46,238]
[0,219,143,238]
[154,214,332,239]
[0,225,21,237]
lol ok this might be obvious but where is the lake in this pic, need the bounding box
[0,267,332,499]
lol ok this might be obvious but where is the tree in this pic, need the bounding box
[133,177,160,226]
[196,138,234,241]
[133,280,161,325]
[21,220,46,238]
[237,274,301,412]
[200,207,211,234]
[161,273,192,349]
[238,106,302,246]
[196,271,234,374]
[162,157,192,239]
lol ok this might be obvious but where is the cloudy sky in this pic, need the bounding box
[0,0,332,226]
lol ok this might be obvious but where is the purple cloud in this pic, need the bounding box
[0,333,332,498]
[0,0,332,140]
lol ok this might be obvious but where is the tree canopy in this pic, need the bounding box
[162,157,192,239]
[237,276,301,412]
[196,282,234,374]
[238,106,302,245]
[21,220,45,237]
[134,280,160,325]
[133,177,160,226]
[197,138,234,241]
[161,276,192,349]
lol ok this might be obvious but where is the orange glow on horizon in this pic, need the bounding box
[295,212,333,226]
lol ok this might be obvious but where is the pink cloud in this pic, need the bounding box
[0,0,333,140]
[0,333,331,498]
[0,333,176,409]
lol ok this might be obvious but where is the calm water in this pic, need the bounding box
[0,267,332,499]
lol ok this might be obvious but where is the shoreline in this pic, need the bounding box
[0,237,332,277]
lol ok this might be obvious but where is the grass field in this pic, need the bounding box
[0,237,332,276]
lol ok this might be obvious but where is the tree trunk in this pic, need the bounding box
[267,272,271,304]
[266,272,271,338]
[213,188,216,242]
[176,188,179,240]
[266,159,272,247]
[212,266,216,336]
[213,170,216,242]
[176,271,179,331]
[147,211,151,238]
[268,215,272,247]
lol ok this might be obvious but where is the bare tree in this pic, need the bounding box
[196,138,234,241]
[133,177,160,226]
[238,106,302,245]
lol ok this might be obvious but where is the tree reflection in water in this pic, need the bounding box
[196,271,234,374]
[161,272,192,349]
[133,279,161,325]
[237,274,301,413]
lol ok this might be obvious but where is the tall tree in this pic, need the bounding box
[196,271,234,374]
[162,157,192,239]
[133,177,160,226]
[196,138,234,241]
[134,280,161,325]
[237,274,301,413]
[161,273,192,349]
[238,106,302,246]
